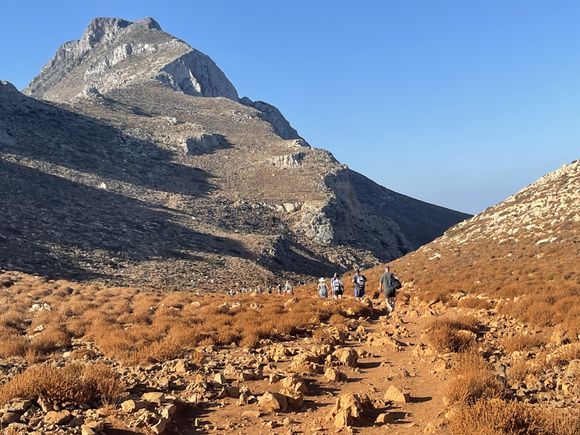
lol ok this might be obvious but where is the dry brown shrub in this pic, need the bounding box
[501,333,547,353]
[0,333,29,358]
[446,352,506,406]
[83,363,125,404]
[30,325,71,354]
[449,398,580,435]
[0,363,124,406]
[546,342,580,367]
[457,297,494,310]
[312,327,339,345]
[427,316,479,353]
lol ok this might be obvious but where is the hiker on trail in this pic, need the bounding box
[331,273,344,299]
[276,283,283,294]
[318,277,329,298]
[379,266,402,314]
[284,280,293,295]
[352,269,367,300]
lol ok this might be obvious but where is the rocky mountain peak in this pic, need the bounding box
[81,17,131,50]
[24,16,238,102]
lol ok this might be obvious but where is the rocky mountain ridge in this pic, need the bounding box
[1,17,469,288]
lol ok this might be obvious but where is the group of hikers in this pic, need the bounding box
[317,266,401,314]
[227,266,402,314]
[228,280,294,296]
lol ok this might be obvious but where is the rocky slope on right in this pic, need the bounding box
[386,159,579,332]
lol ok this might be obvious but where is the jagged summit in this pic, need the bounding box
[24,16,238,101]
[24,16,307,142]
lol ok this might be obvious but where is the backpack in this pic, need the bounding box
[356,275,366,288]
[390,276,402,291]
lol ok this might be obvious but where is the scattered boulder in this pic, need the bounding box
[258,392,288,413]
[142,392,166,404]
[44,410,72,425]
[280,374,308,395]
[384,384,411,404]
[333,347,358,368]
[324,367,342,382]
[329,393,372,430]
[121,399,147,413]
[375,412,396,424]
[213,373,226,385]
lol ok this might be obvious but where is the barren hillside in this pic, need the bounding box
[0,17,468,289]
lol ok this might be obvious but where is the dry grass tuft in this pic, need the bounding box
[501,333,547,353]
[449,398,580,435]
[427,316,479,353]
[446,352,506,406]
[457,297,494,310]
[0,363,124,406]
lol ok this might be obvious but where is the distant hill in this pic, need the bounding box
[0,17,468,289]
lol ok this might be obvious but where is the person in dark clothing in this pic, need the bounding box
[379,266,401,314]
[352,269,367,300]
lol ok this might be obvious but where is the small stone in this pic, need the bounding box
[280,374,308,394]
[258,392,288,413]
[142,392,166,404]
[174,359,189,374]
[384,385,411,404]
[44,410,72,425]
[241,410,261,419]
[121,399,146,413]
[375,412,395,424]
[1,411,20,424]
[213,373,226,385]
[332,348,358,368]
[324,367,341,382]
[151,417,169,434]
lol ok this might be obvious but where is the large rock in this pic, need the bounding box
[384,384,411,404]
[328,393,371,430]
[44,410,72,425]
[280,374,308,395]
[332,347,358,368]
[258,392,288,413]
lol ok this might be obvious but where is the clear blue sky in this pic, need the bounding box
[1,1,579,214]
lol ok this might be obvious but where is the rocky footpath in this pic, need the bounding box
[0,277,577,434]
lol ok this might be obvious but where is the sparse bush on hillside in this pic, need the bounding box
[446,352,507,406]
[0,363,124,406]
[457,297,494,310]
[500,333,547,353]
[426,316,480,353]
[449,398,580,435]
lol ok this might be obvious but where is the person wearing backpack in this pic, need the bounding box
[331,273,344,299]
[317,277,329,298]
[352,269,367,300]
[284,280,294,295]
[379,266,402,314]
